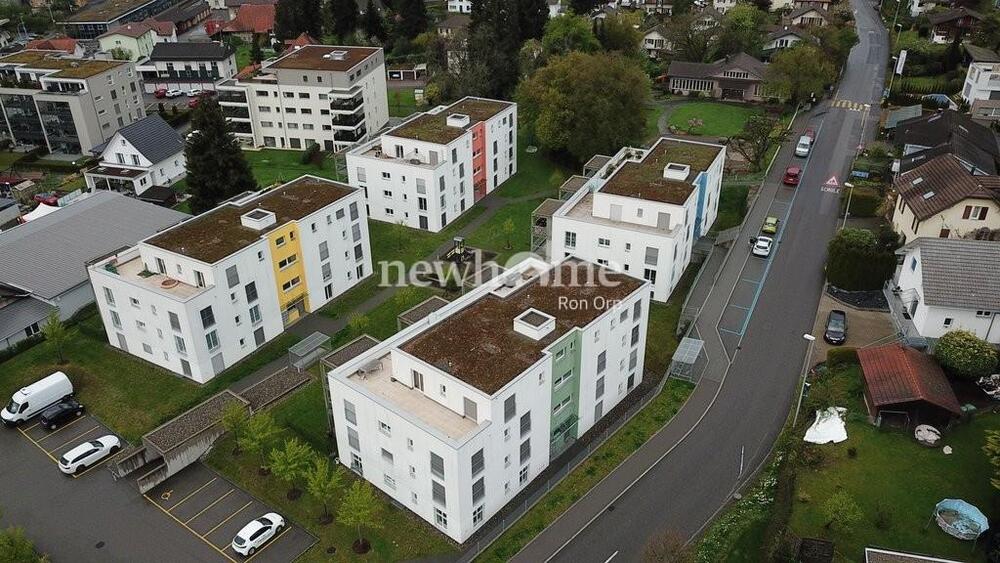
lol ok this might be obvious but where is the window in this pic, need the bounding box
[598,237,610,248]
[520,412,531,437]
[644,246,659,266]
[504,395,516,422]
[434,508,448,528]
[595,376,605,398]
[142,343,153,354]
[200,306,215,329]
[471,449,484,475]
[633,300,642,320]
[564,231,577,249]
[597,351,606,373]
[103,287,115,305]
[963,205,989,220]
[318,241,329,261]
[910,257,917,271]
[384,474,396,489]
[976,310,993,318]
[472,477,485,503]
[174,335,186,354]
[631,325,640,346]
[278,254,298,269]
[519,466,529,485]
[155,257,166,274]
[275,236,286,247]
[110,310,121,329]
[439,384,447,397]
[344,400,357,424]
[520,439,531,464]
[243,282,258,303]
[195,271,205,287]
[249,305,261,324]
[595,400,604,420]
[130,297,140,308]
[381,448,393,464]
[432,481,446,505]
[225,265,239,288]
[347,427,359,450]
[350,452,362,473]
[136,320,146,331]
[943,318,953,327]
[205,330,219,350]
[379,420,391,436]
[554,370,572,388]
[430,452,444,479]
[322,263,332,281]
[473,505,484,525]
[553,395,571,415]
[282,277,301,292]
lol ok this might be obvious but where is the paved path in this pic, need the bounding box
[511,1,886,560]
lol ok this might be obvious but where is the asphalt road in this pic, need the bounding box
[511,0,888,560]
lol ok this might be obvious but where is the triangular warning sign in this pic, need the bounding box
[824,175,839,187]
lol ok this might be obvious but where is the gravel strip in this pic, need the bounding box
[240,368,312,412]
[826,285,889,311]
[145,391,244,453]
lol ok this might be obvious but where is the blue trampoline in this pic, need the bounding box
[933,499,989,541]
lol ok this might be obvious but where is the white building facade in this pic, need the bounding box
[447,0,472,13]
[961,52,1000,106]
[327,258,650,542]
[88,176,373,383]
[346,97,516,232]
[548,138,725,302]
[217,45,388,151]
[84,114,186,196]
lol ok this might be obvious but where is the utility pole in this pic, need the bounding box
[793,334,816,427]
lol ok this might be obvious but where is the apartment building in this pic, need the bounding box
[327,257,649,542]
[447,0,472,13]
[97,23,159,61]
[543,137,725,303]
[0,50,145,155]
[216,45,388,150]
[346,97,517,232]
[61,0,183,39]
[137,42,238,94]
[88,176,372,383]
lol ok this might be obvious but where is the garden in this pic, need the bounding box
[667,101,764,138]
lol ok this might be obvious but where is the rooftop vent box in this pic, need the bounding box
[514,308,555,341]
[324,50,348,60]
[446,113,471,128]
[241,208,276,230]
[663,163,690,181]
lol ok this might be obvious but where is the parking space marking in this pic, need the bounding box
[242,526,292,563]
[48,425,99,453]
[169,478,218,513]
[22,422,39,431]
[205,500,253,536]
[186,489,235,525]
[34,416,87,441]
[730,304,751,311]
[144,493,238,563]
[740,278,761,285]
[16,427,59,463]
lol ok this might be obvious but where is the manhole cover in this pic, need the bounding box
[95,541,105,549]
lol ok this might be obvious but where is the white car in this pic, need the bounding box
[185,88,204,97]
[58,434,121,474]
[794,135,811,157]
[232,513,285,556]
[751,236,773,258]
[165,89,183,98]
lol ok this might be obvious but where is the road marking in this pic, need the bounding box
[604,551,619,563]
[167,478,218,513]
[738,445,745,477]
[48,425,99,453]
[729,305,751,311]
[243,525,292,563]
[739,278,761,285]
[17,426,59,464]
[34,415,87,441]
[23,422,39,431]
[186,489,235,524]
[205,500,253,537]
[72,447,126,480]
[718,327,741,336]
[143,492,238,563]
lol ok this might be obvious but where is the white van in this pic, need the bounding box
[2,372,73,426]
[794,135,812,157]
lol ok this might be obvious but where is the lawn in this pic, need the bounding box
[244,149,343,187]
[465,197,545,265]
[0,151,23,169]
[667,102,761,138]
[645,103,665,142]
[714,182,752,232]
[329,285,446,348]
[388,87,419,118]
[271,377,330,452]
[492,130,571,200]
[0,310,297,442]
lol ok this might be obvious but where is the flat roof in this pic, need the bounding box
[65,0,157,23]
[0,50,126,79]
[400,261,644,394]
[266,45,380,72]
[388,97,514,144]
[144,390,247,453]
[601,138,723,205]
[146,176,357,263]
[324,335,381,368]
[398,295,450,326]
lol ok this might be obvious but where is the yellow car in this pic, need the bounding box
[762,216,779,235]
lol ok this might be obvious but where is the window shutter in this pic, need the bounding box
[980,207,989,220]
[963,205,972,219]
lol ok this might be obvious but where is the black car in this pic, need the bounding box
[824,310,848,345]
[39,398,84,430]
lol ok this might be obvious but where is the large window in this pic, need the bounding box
[200,306,215,329]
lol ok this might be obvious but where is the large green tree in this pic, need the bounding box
[394,0,428,39]
[729,115,786,171]
[185,100,257,213]
[269,437,315,498]
[517,51,650,162]
[304,456,344,520]
[517,0,549,41]
[813,24,858,67]
[717,3,766,57]
[361,0,386,42]
[328,0,359,40]
[238,413,281,473]
[935,330,999,380]
[766,43,835,102]
[338,480,382,551]
[825,228,898,290]
[541,13,601,56]
[597,11,643,58]
[41,310,67,364]
[0,523,42,563]
[274,0,322,41]
[664,13,719,63]
[464,0,522,98]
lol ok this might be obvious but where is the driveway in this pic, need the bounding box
[810,291,896,365]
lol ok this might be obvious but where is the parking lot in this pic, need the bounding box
[17,412,122,479]
[146,463,314,563]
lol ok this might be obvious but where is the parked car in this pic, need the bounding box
[33,192,58,206]
[165,89,183,98]
[185,88,204,97]
[782,166,801,186]
[58,435,121,474]
[2,372,73,426]
[750,236,773,258]
[187,97,201,109]
[824,309,848,345]
[232,513,285,556]
[762,216,779,235]
[794,135,812,157]
[803,128,815,142]
[153,88,167,99]
[39,398,84,430]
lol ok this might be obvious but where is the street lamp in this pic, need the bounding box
[887,55,899,99]
[793,334,817,426]
[841,182,855,229]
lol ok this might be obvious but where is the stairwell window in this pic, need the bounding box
[564,231,577,249]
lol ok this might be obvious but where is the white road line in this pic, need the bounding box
[604,551,619,563]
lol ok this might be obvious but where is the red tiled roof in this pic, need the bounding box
[99,22,155,39]
[857,344,962,415]
[140,18,176,37]
[284,32,317,48]
[204,19,224,35]
[223,4,275,34]
[26,37,78,54]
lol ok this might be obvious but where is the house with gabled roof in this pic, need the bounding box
[894,110,999,175]
[667,53,770,101]
[642,24,670,58]
[763,25,816,54]
[84,114,186,198]
[927,7,983,44]
[857,344,962,426]
[787,6,830,27]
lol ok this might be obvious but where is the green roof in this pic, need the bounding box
[601,139,722,204]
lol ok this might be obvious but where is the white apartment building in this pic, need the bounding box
[346,97,517,232]
[217,45,388,151]
[545,137,725,303]
[88,176,373,383]
[961,43,1000,106]
[327,257,650,542]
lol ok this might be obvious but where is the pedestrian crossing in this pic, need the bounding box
[831,99,869,112]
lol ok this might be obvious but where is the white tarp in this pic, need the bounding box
[19,203,59,222]
[804,407,848,444]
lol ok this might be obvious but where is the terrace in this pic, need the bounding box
[353,139,446,169]
[387,97,513,144]
[565,192,680,238]
[96,248,206,300]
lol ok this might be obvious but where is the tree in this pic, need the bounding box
[822,491,863,531]
[805,373,848,414]
[813,24,858,67]
[221,402,250,454]
[394,0,428,39]
[109,47,133,61]
[664,13,718,63]
[517,0,549,41]
[517,51,650,162]
[717,3,766,57]
[274,0,322,40]
[727,115,784,171]
[825,228,897,290]
[185,100,257,213]
[464,0,522,98]
[238,413,281,473]
[935,330,999,380]
[348,313,371,335]
[41,311,67,364]
[983,430,1000,491]
[269,437,315,499]
[541,13,601,57]
[337,479,381,552]
[0,525,42,563]
[502,217,516,250]
[328,0,359,40]
[304,456,344,521]
[250,39,263,65]
[642,529,693,563]
[361,0,386,42]
[766,43,835,103]
[597,11,643,58]
[569,0,600,13]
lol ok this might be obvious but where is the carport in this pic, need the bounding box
[857,344,962,427]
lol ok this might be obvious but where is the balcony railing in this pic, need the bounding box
[217,91,247,104]
[335,126,367,142]
[330,94,363,111]
[331,111,364,128]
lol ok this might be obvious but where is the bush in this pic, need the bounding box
[846,187,881,218]
[826,228,897,290]
[827,347,859,367]
[935,330,999,380]
[300,142,321,166]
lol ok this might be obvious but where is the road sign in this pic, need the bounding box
[851,170,870,178]
[824,175,840,187]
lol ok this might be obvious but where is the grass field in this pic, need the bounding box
[465,197,545,265]
[388,87,419,117]
[271,378,330,452]
[492,131,571,200]
[714,182,752,232]
[244,149,342,186]
[668,102,761,138]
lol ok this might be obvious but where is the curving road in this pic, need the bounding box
[511,1,888,560]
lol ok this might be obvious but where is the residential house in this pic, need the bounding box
[548,0,566,18]
[894,110,999,175]
[223,0,276,19]
[667,53,770,101]
[865,548,963,563]
[0,50,146,155]
[542,137,725,303]
[140,18,178,42]
[448,0,471,13]
[60,0,185,39]
[151,0,211,34]
[0,191,186,350]
[221,3,275,44]
[346,97,516,233]
[98,23,158,61]
[763,25,816,55]
[713,0,738,13]
[215,45,388,150]
[283,32,317,50]
[884,104,923,133]
[961,43,1000,106]
[787,6,830,27]
[971,99,1000,125]
[88,176,373,382]
[137,41,237,93]
[885,238,1000,344]
[642,25,670,59]
[770,0,795,11]
[640,0,673,15]
[437,14,470,39]
[857,344,962,425]
[927,7,982,44]
[387,63,427,82]
[26,37,84,58]
[792,0,831,9]
[909,0,947,17]
[85,114,185,197]
[327,257,650,543]
[890,154,1000,242]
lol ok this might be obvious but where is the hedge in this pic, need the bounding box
[827,347,859,367]
[846,187,881,218]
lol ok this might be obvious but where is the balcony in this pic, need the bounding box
[217,90,248,104]
[221,105,250,120]
[331,111,364,128]
[883,279,929,348]
[330,94,363,112]
[335,126,367,143]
